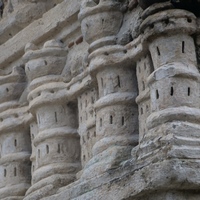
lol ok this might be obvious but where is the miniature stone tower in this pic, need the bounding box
[0,0,199,199]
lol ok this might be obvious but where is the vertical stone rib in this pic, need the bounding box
[135,54,153,142]
[77,88,98,170]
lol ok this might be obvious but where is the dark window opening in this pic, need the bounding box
[46,145,49,154]
[141,107,143,115]
[156,90,159,99]
[110,116,113,124]
[157,46,161,56]
[14,167,17,176]
[55,112,58,123]
[100,118,102,127]
[101,78,103,88]
[117,76,121,88]
[58,144,61,153]
[38,149,40,158]
[188,87,191,96]
[182,41,185,53]
[170,87,174,96]
[14,139,17,147]
[122,116,125,126]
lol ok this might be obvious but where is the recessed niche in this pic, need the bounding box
[4,169,6,177]
[182,41,185,53]
[101,78,103,88]
[117,76,121,88]
[91,96,94,104]
[141,107,143,115]
[38,149,40,158]
[110,115,113,124]
[170,87,174,96]
[188,87,191,96]
[85,100,87,107]
[46,145,49,154]
[100,118,102,127]
[55,112,58,123]
[14,139,17,147]
[156,90,159,99]
[58,144,61,153]
[122,116,125,126]
[14,167,17,176]
[156,46,161,56]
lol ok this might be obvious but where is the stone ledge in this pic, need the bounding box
[43,159,200,200]
[0,0,80,70]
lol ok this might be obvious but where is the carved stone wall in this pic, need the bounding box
[0,0,200,199]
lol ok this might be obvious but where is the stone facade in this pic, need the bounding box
[0,0,200,199]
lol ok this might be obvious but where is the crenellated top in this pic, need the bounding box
[0,65,26,106]
[23,39,69,112]
[139,8,198,71]
[138,0,200,17]
[23,40,67,84]
[79,0,124,53]
[140,9,197,42]
[79,0,123,20]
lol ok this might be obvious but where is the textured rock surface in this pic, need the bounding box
[0,0,200,199]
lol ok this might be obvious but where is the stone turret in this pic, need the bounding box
[0,66,32,200]
[79,0,139,179]
[134,0,200,171]
[117,2,200,199]
[23,40,81,200]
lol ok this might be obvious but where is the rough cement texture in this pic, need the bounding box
[0,0,200,199]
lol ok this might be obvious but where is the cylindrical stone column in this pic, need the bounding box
[79,0,139,179]
[137,5,200,161]
[0,66,31,200]
[23,40,81,200]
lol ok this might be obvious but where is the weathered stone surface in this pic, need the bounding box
[0,0,200,199]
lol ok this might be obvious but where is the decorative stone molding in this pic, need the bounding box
[79,0,123,53]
